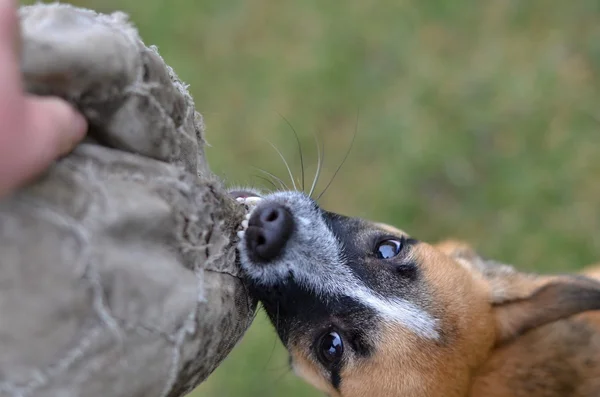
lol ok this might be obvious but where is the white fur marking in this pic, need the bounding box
[237,193,440,340]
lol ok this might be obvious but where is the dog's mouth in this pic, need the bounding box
[232,194,264,241]
[232,190,301,268]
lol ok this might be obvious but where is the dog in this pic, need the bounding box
[230,188,600,397]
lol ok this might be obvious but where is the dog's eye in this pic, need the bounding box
[317,331,344,367]
[376,238,403,259]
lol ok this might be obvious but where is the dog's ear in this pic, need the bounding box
[437,240,600,344]
[488,272,600,343]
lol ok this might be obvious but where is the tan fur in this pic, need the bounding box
[291,350,337,395]
[292,235,600,397]
[375,222,408,236]
[469,260,600,397]
[584,264,600,279]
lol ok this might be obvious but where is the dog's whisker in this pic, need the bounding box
[264,363,293,373]
[266,139,298,191]
[316,109,359,201]
[271,366,292,386]
[276,302,280,336]
[255,168,287,190]
[309,130,324,198]
[252,166,289,190]
[251,174,279,191]
[263,302,281,374]
[262,305,280,374]
[277,112,305,192]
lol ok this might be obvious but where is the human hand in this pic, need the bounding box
[0,0,87,198]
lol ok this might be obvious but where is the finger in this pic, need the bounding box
[25,95,87,159]
[0,0,22,97]
[0,96,87,196]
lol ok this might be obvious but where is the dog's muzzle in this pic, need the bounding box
[245,202,294,263]
[231,192,295,264]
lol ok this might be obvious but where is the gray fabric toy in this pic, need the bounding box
[0,3,255,397]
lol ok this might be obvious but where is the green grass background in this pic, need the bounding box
[23,1,600,395]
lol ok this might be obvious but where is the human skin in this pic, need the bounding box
[0,0,87,198]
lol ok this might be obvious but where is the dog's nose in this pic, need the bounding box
[245,203,294,263]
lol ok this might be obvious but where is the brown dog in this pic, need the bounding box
[232,189,600,397]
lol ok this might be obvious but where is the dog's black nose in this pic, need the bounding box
[245,203,294,263]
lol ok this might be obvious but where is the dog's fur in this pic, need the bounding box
[232,189,600,397]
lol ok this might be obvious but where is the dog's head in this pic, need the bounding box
[231,189,600,397]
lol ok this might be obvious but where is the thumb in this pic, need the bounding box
[22,95,87,175]
[0,0,23,97]
[0,96,87,197]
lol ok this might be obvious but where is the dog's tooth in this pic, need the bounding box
[245,197,262,206]
[237,230,245,239]
[244,213,252,220]
[235,197,245,203]
[241,220,249,229]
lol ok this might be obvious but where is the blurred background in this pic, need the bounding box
[23,0,600,395]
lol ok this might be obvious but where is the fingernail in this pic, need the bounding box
[71,109,88,139]
[57,107,87,156]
